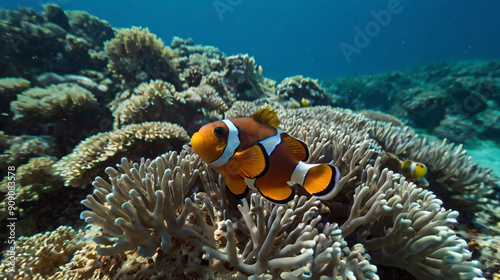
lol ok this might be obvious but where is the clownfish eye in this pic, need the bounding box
[214,126,226,138]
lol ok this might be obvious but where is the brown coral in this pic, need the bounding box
[274,75,330,107]
[0,133,59,170]
[10,83,98,125]
[0,156,60,205]
[223,54,275,100]
[54,121,189,187]
[104,26,181,88]
[0,226,85,279]
[110,79,176,128]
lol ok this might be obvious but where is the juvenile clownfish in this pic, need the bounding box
[401,160,427,179]
[191,107,339,203]
[301,98,311,107]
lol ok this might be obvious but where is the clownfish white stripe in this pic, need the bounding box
[259,129,283,156]
[244,177,257,190]
[210,119,240,167]
[289,161,320,186]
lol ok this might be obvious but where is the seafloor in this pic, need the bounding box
[1,4,499,280]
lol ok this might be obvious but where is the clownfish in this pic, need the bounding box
[191,107,339,203]
[401,160,427,179]
[301,98,311,107]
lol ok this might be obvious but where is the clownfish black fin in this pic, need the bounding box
[255,181,295,204]
[302,164,339,200]
[251,106,281,129]
[233,144,268,178]
[282,133,309,161]
[224,175,249,199]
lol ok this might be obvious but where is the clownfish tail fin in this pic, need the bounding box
[291,162,339,200]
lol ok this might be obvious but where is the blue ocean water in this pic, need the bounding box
[4,0,500,80]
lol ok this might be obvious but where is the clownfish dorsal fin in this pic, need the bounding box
[233,144,268,179]
[251,106,281,129]
[281,133,309,161]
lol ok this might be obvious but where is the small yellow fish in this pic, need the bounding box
[301,98,311,107]
[191,107,339,203]
[401,160,427,179]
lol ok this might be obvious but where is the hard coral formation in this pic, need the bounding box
[77,102,487,279]
[0,132,59,170]
[0,4,497,279]
[104,27,181,89]
[223,54,275,100]
[110,79,176,128]
[274,75,331,108]
[0,226,85,280]
[55,121,189,187]
[110,79,229,132]
[342,158,482,279]
[81,150,211,257]
[171,36,226,78]
[0,156,59,205]
[11,83,98,124]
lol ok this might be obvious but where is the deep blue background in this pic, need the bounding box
[3,0,500,80]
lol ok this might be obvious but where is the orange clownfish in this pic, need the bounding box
[191,107,339,203]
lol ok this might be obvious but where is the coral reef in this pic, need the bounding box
[322,61,500,144]
[0,226,85,280]
[0,4,498,279]
[0,132,59,170]
[110,79,228,132]
[273,75,331,108]
[54,121,190,188]
[0,5,113,78]
[74,102,488,279]
[223,54,276,100]
[342,158,482,279]
[11,83,98,125]
[104,26,181,89]
[0,156,59,204]
[110,79,177,128]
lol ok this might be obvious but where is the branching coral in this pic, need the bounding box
[342,157,485,279]
[110,79,176,128]
[204,194,319,277]
[369,121,500,212]
[67,101,487,280]
[54,121,189,187]
[110,79,228,132]
[80,149,380,279]
[80,150,212,257]
[0,226,85,280]
[10,83,98,125]
[104,26,181,88]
